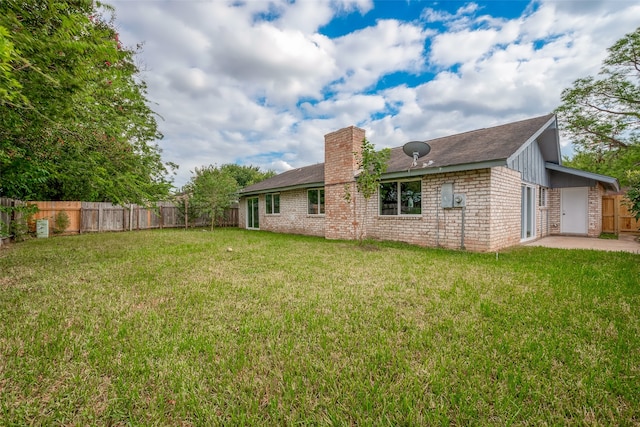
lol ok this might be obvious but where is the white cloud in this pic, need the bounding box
[421,2,479,27]
[107,0,640,187]
[332,19,427,92]
[410,0,640,136]
[277,0,373,32]
[271,160,295,172]
[206,25,337,104]
[430,28,501,66]
[302,94,386,121]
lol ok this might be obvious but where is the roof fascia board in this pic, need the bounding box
[506,115,558,165]
[241,160,509,193]
[239,181,325,196]
[382,160,506,180]
[553,117,561,163]
[545,162,620,191]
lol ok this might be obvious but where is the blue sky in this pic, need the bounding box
[107,0,640,188]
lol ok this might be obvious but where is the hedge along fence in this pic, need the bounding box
[0,198,39,245]
[1,200,239,237]
[1,198,25,246]
[0,198,15,234]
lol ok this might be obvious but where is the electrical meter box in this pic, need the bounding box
[36,219,49,238]
[441,183,454,208]
[453,194,466,208]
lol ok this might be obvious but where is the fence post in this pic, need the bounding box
[98,204,102,232]
[184,199,188,229]
[614,195,619,234]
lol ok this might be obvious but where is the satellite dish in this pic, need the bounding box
[403,141,431,167]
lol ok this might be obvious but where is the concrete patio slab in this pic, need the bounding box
[525,233,640,254]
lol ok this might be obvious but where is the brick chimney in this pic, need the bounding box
[324,126,365,240]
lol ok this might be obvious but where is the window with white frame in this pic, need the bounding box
[379,180,422,215]
[539,187,547,207]
[308,188,325,215]
[265,193,280,214]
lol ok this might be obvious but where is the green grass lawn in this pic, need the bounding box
[1,229,639,425]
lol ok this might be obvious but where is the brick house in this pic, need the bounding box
[238,114,619,251]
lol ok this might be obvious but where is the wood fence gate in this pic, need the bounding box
[602,195,639,233]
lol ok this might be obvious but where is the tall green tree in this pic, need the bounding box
[626,170,640,221]
[555,27,640,187]
[555,27,640,222]
[219,164,275,188]
[0,0,175,204]
[0,24,23,105]
[182,166,238,231]
[556,27,640,152]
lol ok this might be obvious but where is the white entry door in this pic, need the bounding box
[561,187,588,234]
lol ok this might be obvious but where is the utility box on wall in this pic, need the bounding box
[36,219,49,238]
[441,183,454,208]
[453,194,466,208]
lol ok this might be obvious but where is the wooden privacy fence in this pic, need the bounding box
[28,201,238,234]
[79,202,181,232]
[602,195,639,233]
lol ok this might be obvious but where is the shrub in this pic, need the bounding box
[625,170,640,226]
[53,211,70,234]
[0,203,37,242]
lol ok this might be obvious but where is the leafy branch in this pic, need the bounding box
[345,138,390,242]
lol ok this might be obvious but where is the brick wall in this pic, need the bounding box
[364,167,532,252]
[536,187,551,239]
[488,167,523,251]
[240,125,528,251]
[241,167,529,252]
[241,166,577,251]
[424,169,493,251]
[238,191,325,236]
[548,185,602,236]
[587,184,603,237]
[324,126,365,240]
[366,168,518,251]
[238,198,246,229]
[548,188,561,235]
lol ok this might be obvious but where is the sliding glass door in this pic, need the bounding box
[521,185,535,240]
[247,197,259,229]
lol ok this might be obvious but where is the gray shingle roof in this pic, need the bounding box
[386,114,555,172]
[239,162,324,194]
[240,114,555,195]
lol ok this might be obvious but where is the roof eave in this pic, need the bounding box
[545,162,620,192]
[239,181,325,197]
[506,115,558,164]
[382,160,508,180]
